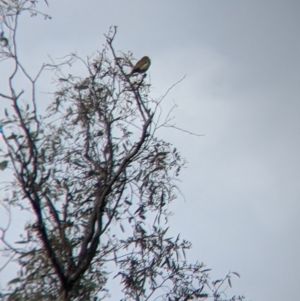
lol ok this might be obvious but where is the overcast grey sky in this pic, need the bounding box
[1,1,300,301]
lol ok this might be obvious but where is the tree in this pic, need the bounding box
[0,1,245,301]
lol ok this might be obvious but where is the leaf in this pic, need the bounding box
[160,258,167,267]
[0,160,8,171]
[134,207,142,215]
[8,277,21,285]
[196,285,204,294]
[182,248,186,261]
[113,250,117,264]
[228,277,232,288]
[162,226,169,235]
[6,134,16,140]
[166,257,170,268]
[175,248,179,262]
[124,200,132,205]
[197,294,208,298]
[75,83,89,90]
[232,271,240,278]
[212,279,222,286]
[96,130,104,137]
[73,159,84,167]
[201,269,212,273]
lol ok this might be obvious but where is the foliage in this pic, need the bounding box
[0,1,245,301]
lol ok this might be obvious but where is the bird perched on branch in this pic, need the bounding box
[129,56,151,77]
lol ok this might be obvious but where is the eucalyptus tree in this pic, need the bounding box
[0,1,244,301]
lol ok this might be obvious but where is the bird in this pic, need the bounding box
[129,56,151,77]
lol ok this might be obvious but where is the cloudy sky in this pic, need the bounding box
[1,1,300,300]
